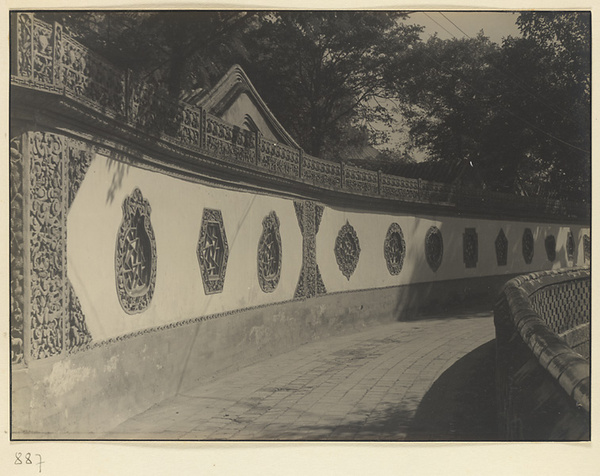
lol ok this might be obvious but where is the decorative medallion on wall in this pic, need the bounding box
[197,208,229,294]
[522,228,534,264]
[463,228,478,268]
[294,200,327,299]
[258,211,282,293]
[115,188,157,314]
[583,234,590,263]
[425,226,443,272]
[384,223,406,275]
[335,221,361,280]
[566,230,575,261]
[495,229,508,266]
[545,235,556,262]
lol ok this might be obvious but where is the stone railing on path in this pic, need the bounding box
[11,12,589,222]
[494,267,590,440]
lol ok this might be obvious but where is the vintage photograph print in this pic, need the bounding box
[10,10,590,442]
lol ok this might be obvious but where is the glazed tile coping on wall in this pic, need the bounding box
[496,267,590,412]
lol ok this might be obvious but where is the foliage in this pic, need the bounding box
[241,12,422,158]
[34,11,590,200]
[387,12,590,201]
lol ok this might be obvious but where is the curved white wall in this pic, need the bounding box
[67,152,590,342]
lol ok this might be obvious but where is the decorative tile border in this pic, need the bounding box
[294,200,326,299]
[10,135,25,365]
[28,132,68,360]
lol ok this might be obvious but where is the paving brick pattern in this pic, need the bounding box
[106,309,495,441]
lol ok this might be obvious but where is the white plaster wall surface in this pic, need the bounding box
[67,153,589,342]
[317,207,589,294]
[67,153,302,341]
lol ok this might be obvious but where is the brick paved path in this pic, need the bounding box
[107,308,496,441]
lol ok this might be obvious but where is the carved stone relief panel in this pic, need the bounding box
[67,140,94,208]
[583,234,590,263]
[545,235,556,262]
[10,136,25,364]
[335,221,361,280]
[522,228,534,264]
[463,228,478,268]
[425,226,443,272]
[495,228,508,266]
[384,223,406,276]
[115,188,157,314]
[294,201,326,299]
[28,132,68,360]
[67,279,93,352]
[258,211,282,293]
[197,208,229,295]
[566,230,575,261]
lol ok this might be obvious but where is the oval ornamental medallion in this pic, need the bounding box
[425,226,443,272]
[335,221,361,280]
[522,228,534,264]
[115,188,157,314]
[384,223,406,276]
[258,211,282,293]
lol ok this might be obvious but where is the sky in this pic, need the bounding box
[406,11,522,44]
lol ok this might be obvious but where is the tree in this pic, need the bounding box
[241,12,422,158]
[387,12,590,201]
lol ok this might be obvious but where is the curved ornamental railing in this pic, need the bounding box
[11,12,589,221]
[494,267,590,440]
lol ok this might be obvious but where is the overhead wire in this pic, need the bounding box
[416,11,589,154]
[436,11,577,119]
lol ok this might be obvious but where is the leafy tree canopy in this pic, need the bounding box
[386,11,590,201]
[35,11,590,201]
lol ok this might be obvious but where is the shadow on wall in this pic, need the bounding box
[106,153,130,204]
[391,219,571,320]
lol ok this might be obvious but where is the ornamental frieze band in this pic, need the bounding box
[115,188,158,314]
[294,200,326,299]
[28,132,68,359]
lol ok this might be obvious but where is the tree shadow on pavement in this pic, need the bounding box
[406,339,500,441]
